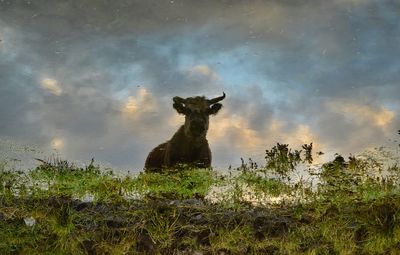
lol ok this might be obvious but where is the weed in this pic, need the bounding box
[0,139,400,254]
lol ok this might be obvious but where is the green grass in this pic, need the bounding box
[1,144,400,254]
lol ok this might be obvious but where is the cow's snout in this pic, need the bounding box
[190,120,206,134]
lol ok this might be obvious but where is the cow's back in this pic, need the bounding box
[144,142,167,171]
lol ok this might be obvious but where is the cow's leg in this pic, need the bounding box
[144,143,167,172]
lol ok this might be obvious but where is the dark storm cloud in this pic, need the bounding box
[1,0,399,170]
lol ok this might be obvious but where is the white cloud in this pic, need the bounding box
[40,78,63,96]
[51,137,64,150]
[122,88,158,117]
[186,64,220,81]
[209,113,263,152]
[327,100,395,128]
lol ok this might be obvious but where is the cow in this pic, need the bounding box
[144,93,226,172]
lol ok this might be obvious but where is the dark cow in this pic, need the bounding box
[144,93,226,172]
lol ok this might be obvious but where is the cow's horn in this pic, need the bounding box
[173,96,186,104]
[208,92,226,105]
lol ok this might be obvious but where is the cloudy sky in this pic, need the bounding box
[1,0,399,171]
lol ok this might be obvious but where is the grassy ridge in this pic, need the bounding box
[1,145,400,254]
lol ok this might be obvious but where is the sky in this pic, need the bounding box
[0,0,399,172]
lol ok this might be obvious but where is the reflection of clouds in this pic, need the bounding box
[334,0,370,5]
[285,125,319,146]
[122,88,157,116]
[167,113,184,127]
[51,137,64,150]
[40,78,62,96]
[124,97,138,113]
[0,25,18,59]
[186,65,220,81]
[209,110,327,164]
[209,113,263,152]
[327,100,395,128]
[0,0,399,171]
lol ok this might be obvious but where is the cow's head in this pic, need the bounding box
[173,93,225,138]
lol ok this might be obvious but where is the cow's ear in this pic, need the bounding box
[208,103,222,115]
[173,102,188,115]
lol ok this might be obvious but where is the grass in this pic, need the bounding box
[1,142,400,254]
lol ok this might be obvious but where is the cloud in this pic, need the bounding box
[40,78,63,96]
[327,100,395,128]
[334,0,372,5]
[0,0,399,171]
[186,65,220,82]
[209,113,264,153]
[122,88,157,115]
[50,137,64,150]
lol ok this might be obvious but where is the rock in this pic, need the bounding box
[105,216,126,228]
[189,213,208,225]
[136,232,156,253]
[24,216,36,227]
[174,249,203,255]
[169,199,204,207]
[81,240,97,255]
[253,216,290,239]
[74,201,91,211]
